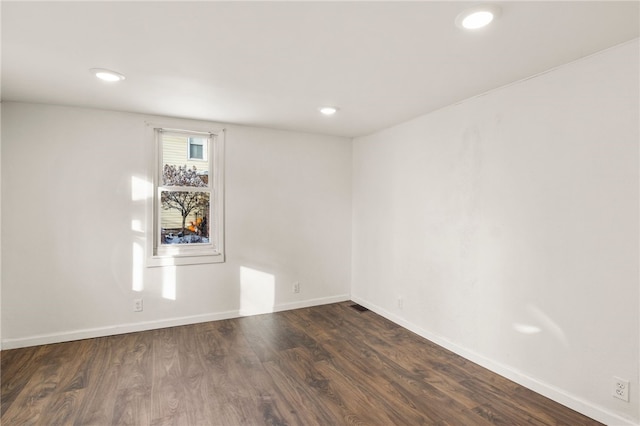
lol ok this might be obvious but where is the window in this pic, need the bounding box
[188,137,207,160]
[150,127,224,266]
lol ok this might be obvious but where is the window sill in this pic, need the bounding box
[146,252,225,267]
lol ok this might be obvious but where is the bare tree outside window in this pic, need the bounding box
[160,165,210,244]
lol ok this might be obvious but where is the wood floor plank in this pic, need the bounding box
[150,326,192,423]
[187,318,293,426]
[40,389,86,426]
[1,345,44,416]
[261,350,337,425]
[192,320,254,425]
[277,305,534,426]
[320,334,494,426]
[1,342,84,425]
[111,332,153,426]
[317,304,533,422]
[1,301,605,426]
[73,335,133,425]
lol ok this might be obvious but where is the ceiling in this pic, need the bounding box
[2,1,638,138]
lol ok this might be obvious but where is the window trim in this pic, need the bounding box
[145,123,225,267]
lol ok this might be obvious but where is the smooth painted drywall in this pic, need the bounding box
[0,102,3,351]
[352,40,639,424]
[1,102,351,347]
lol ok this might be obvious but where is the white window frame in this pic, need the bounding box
[146,124,225,267]
[187,137,208,161]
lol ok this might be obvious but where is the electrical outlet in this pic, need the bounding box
[613,377,630,402]
[133,298,143,312]
[293,282,300,293]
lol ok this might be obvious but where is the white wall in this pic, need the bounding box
[0,101,3,351]
[1,102,352,347]
[352,39,639,425]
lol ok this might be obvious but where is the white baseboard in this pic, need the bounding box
[1,294,350,350]
[271,294,350,313]
[350,296,638,426]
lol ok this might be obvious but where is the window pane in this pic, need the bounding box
[160,191,210,245]
[189,140,204,159]
[162,134,209,186]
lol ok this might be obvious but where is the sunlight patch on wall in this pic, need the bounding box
[240,266,275,316]
[513,304,568,346]
[512,323,542,334]
[132,242,144,292]
[131,176,153,201]
[131,219,144,233]
[527,304,568,346]
[131,175,149,293]
[162,265,177,300]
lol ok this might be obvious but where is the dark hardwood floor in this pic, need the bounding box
[1,301,602,425]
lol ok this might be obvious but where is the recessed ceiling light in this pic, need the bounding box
[455,5,501,30]
[319,106,338,116]
[90,68,126,82]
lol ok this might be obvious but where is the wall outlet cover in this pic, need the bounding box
[613,377,630,402]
